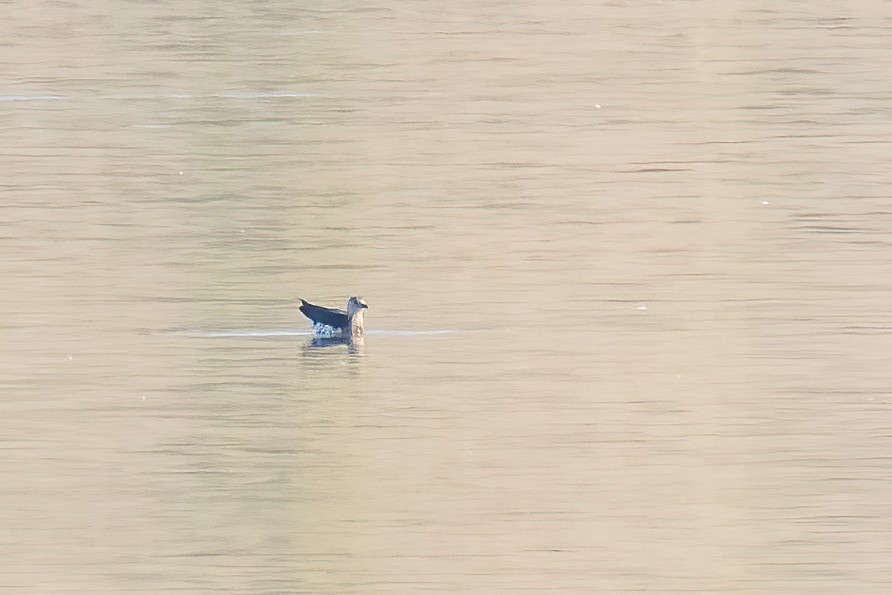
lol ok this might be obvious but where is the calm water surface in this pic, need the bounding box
[3,2,892,593]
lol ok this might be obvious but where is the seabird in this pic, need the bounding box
[299,296,368,338]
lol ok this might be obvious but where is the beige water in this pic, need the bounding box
[3,2,892,593]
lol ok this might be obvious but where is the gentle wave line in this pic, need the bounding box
[170,329,455,338]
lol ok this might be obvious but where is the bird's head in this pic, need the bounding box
[347,296,369,316]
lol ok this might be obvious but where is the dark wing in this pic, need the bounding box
[299,299,349,328]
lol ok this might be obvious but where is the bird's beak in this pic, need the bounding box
[360,302,369,309]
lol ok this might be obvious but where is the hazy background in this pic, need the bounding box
[3,1,892,592]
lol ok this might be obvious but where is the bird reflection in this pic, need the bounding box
[301,334,365,355]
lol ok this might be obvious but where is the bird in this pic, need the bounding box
[298,296,369,338]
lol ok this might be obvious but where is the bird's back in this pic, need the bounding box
[298,299,350,330]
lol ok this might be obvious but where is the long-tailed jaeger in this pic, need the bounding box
[299,296,368,338]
